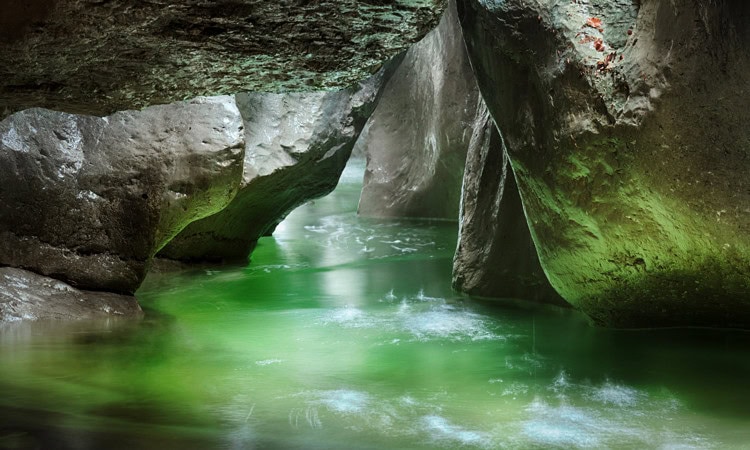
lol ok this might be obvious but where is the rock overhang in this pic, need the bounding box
[0,0,447,118]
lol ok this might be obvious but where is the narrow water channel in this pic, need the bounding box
[1,159,749,449]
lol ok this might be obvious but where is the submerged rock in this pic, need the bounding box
[0,96,244,294]
[0,0,446,118]
[356,0,480,220]
[453,105,568,307]
[457,0,750,327]
[0,267,142,322]
[159,66,396,263]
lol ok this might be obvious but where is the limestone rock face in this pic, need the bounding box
[159,68,395,262]
[0,0,446,118]
[0,96,244,294]
[457,0,750,327]
[0,267,142,322]
[453,106,568,307]
[356,0,479,220]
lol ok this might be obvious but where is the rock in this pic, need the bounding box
[452,105,568,307]
[0,0,446,118]
[159,65,397,262]
[457,0,750,327]
[0,96,244,294]
[0,267,142,322]
[356,0,479,220]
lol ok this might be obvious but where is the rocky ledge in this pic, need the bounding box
[0,267,142,322]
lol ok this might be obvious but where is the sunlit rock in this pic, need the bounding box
[0,96,244,294]
[0,267,142,322]
[457,0,750,327]
[356,0,480,220]
[159,66,397,262]
[452,105,568,307]
[0,0,446,118]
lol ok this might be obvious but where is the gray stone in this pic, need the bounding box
[0,96,244,294]
[356,0,479,220]
[457,0,750,327]
[0,0,446,118]
[453,105,568,307]
[0,267,142,322]
[159,66,396,262]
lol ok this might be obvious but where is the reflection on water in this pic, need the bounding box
[1,159,750,449]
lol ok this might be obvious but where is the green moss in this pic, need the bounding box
[511,134,750,328]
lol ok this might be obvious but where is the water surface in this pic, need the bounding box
[1,159,749,449]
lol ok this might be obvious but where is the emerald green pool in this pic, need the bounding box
[1,160,749,449]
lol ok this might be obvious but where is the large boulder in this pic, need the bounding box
[0,267,142,322]
[159,66,397,262]
[0,0,446,118]
[453,105,568,307]
[0,96,244,294]
[355,0,480,220]
[457,0,750,327]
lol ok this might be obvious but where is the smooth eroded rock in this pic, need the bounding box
[159,67,396,262]
[0,267,142,322]
[0,0,446,118]
[453,105,568,307]
[0,96,244,293]
[457,0,750,327]
[356,0,479,220]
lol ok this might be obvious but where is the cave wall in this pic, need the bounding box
[453,103,568,307]
[456,0,750,327]
[355,0,480,220]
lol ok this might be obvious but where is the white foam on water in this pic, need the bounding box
[515,376,712,449]
[400,308,497,342]
[523,398,608,448]
[590,381,642,407]
[319,291,503,343]
[420,415,489,447]
[319,306,374,329]
[255,359,283,366]
[315,389,371,414]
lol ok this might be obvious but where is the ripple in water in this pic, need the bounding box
[319,290,502,342]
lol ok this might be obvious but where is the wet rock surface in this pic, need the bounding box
[452,105,568,307]
[457,0,750,327]
[0,96,244,294]
[0,267,142,322]
[0,0,446,118]
[159,66,396,263]
[356,0,479,220]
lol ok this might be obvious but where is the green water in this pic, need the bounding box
[1,159,750,449]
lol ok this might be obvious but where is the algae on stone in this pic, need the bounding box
[0,96,244,294]
[159,65,398,263]
[457,0,750,327]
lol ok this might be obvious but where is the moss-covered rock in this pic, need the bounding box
[159,67,397,263]
[0,96,244,294]
[457,0,750,327]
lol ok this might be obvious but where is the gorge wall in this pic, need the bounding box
[355,0,478,220]
[456,0,750,327]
